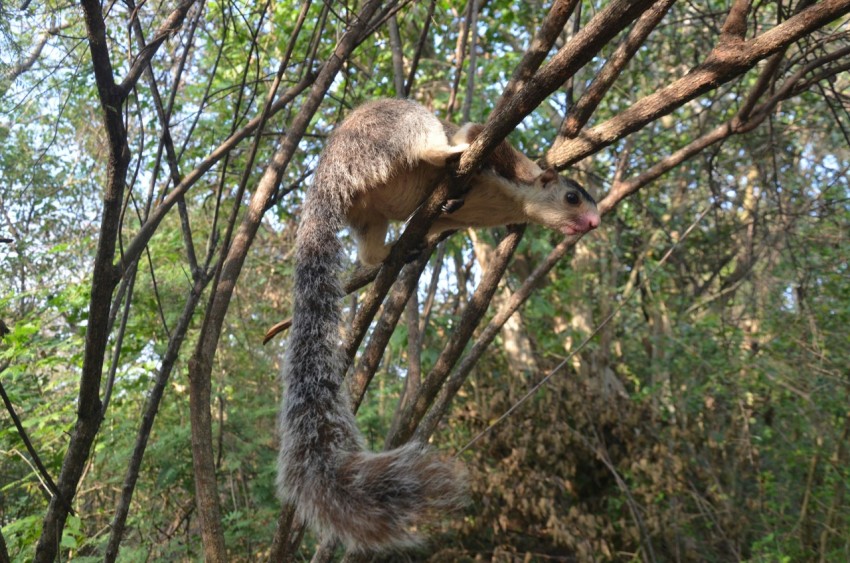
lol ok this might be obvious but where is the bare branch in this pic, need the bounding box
[461,0,482,122]
[126,0,204,274]
[117,0,198,96]
[547,0,850,168]
[720,0,752,42]
[387,15,406,96]
[104,274,210,562]
[388,225,526,447]
[4,23,72,83]
[556,0,675,142]
[601,121,736,213]
[460,0,656,176]
[349,254,431,411]
[33,0,135,557]
[447,0,476,116]
[601,42,850,212]
[404,0,437,95]
[0,372,74,516]
[764,43,850,107]
[262,263,380,344]
[494,0,580,114]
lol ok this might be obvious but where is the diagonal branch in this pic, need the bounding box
[547,0,850,168]
[555,0,675,142]
[349,254,431,412]
[103,273,211,562]
[3,23,72,84]
[403,32,848,444]
[459,0,656,176]
[117,0,198,96]
[602,42,850,211]
[494,0,580,114]
[0,373,74,516]
[387,225,527,447]
[344,0,657,371]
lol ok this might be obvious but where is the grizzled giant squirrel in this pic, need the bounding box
[278,98,599,551]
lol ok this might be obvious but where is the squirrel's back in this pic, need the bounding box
[316,99,453,203]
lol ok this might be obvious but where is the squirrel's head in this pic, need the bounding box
[525,169,600,236]
[452,123,600,236]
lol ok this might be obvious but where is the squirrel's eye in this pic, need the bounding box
[565,192,580,205]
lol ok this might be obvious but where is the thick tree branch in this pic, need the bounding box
[547,0,850,168]
[556,0,675,142]
[493,0,580,114]
[387,225,526,447]
[33,0,133,558]
[459,0,656,176]
[720,0,752,42]
[349,254,431,411]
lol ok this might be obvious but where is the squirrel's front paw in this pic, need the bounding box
[442,198,465,214]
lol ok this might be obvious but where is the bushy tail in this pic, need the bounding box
[277,147,466,552]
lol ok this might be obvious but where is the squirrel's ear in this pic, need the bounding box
[537,167,558,185]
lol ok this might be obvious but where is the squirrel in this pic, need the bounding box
[346,108,600,265]
[278,98,599,552]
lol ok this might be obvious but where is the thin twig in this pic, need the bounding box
[0,370,75,516]
[349,253,431,411]
[404,0,437,95]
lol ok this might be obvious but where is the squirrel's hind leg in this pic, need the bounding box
[350,214,391,266]
[419,143,469,166]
